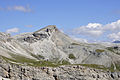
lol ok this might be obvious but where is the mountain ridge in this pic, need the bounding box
[113,40,120,43]
[0,25,120,68]
[1,25,120,80]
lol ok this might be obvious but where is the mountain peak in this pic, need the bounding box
[35,25,58,33]
[45,25,57,29]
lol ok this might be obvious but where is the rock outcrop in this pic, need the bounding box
[0,57,119,80]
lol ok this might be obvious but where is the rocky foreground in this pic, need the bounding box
[0,57,120,80]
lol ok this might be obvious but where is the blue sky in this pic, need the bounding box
[0,0,120,42]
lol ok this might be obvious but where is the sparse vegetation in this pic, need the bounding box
[1,54,71,67]
[71,43,80,45]
[1,54,120,72]
[108,63,120,72]
[61,60,71,65]
[69,54,76,59]
[2,54,58,67]
[115,63,120,71]
[106,47,120,55]
[79,64,107,70]
[108,63,114,72]
[107,47,115,52]
[75,63,120,72]
[30,54,45,60]
[95,49,105,53]
[9,54,36,63]
[38,55,45,59]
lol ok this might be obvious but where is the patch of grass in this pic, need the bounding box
[61,60,71,65]
[69,54,76,59]
[108,63,114,72]
[38,55,45,59]
[2,54,70,67]
[30,60,59,67]
[95,49,105,53]
[2,56,17,63]
[10,54,36,63]
[30,54,45,60]
[2,54,120,72]
[2,54,59,67]
[78,63,120,72]
[115,63,120,71]
[79,64,107,70]
[1,54,71,67]
[50,58,60,63]
[71,43,80,45]
[2,55,120,72]
[108,63,120,72]
[106,47,115,53]
[106,47,120,55]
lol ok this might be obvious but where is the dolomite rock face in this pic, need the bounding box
[0,25,120,67]
[0,25,120,80]
[0,57,119,80]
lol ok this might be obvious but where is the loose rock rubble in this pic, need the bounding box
[0,58,120,80]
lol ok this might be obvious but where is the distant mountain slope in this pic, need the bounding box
[113,40,120,43]
[0,25,120,69]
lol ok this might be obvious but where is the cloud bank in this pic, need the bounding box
[108,32,120,40]
[6,28,19,34]
[70,36,88,43]
[73,23,103,37]
[72,20,120,41]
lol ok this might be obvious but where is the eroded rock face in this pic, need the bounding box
[0,57,119,80]
[15,25,57,43]
[0,25,120,69]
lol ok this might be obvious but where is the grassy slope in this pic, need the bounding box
[1,53,120,72]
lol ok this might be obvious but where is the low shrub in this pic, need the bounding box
[69,54,76,59]
[95,49,105,53]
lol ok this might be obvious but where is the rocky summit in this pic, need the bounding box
[0,25,120,80]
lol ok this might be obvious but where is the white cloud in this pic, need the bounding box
[70,36,88,43]
[108,32,120,40]
[72,20,120,39]
[104,20,120,32]
[86,23,102,28]
[0,5,32,12]
[87,30,103,36]
[6,28,19,33]
[73,23,103,37]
